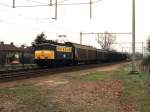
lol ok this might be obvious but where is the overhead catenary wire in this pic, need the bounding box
[0,18,73,38]
[26,0,70,5]
[57,0,102,5]
[0,19,41,30]
[0,0,102,35]
[12,0,66,8]
[0,19,68,45]
[12,0,102,19]
[92,0,102,3]
[0,8,35,20]
[25,0,48,5]
[0,0,102,19]
[0,3,12,7]
[0,8,78,34]
[10,0,102,8]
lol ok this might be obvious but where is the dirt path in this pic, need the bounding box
[0,62,129,88]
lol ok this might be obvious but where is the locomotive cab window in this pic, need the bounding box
[35,44,55,50]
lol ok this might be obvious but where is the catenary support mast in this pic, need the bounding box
[132,0,136,72]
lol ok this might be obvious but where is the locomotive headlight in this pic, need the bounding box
[63,54,66,58]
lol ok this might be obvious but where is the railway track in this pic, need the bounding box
[0,61,129,82]
[0,68,50,81]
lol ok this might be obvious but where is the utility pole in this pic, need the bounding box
[131,0,136,73]
[80,32,82,44]
[13,0,15,8]
[55,0,57,20]
[104,34,106,49]
[90,0,92,19]
[50,0,52,6]
[142,41,144,58]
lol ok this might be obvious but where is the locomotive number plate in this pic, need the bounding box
[57,46,72,52]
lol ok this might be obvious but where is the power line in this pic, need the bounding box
[15,4,49,8]
[12,0,102,19]
[12,0,102,7]
[2,0,102,19]
[0,8,78,34]
[0,8,36,20]
[0,3,12,7]
[57,2,89,5]
[57,0,102,5]
[57,0,71,4]
[15,4,89,7]
[0,19,78,43]
[26,0,70,5]
[0,19,39,30]
[25,0,48,5]
[92,0,102,3]
[0,19,66,37]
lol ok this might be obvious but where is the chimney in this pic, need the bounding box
[10,42,14,46]
[0,41,4,45]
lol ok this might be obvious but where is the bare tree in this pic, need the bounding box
[96,31,116,50]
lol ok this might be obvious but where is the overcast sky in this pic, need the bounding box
[0,0,150,52]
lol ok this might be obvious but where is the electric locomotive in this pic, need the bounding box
[34,42,73,66]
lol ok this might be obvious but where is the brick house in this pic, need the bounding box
[0,41,35,66]
[0,42,22,66]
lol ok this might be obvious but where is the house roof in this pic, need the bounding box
[0,44,22,52]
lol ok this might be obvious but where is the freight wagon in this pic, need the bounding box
[71,43,97,64]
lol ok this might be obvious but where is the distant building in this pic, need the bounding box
[0,41,23,66]
[0,42,34,66]
[143,48,150,57]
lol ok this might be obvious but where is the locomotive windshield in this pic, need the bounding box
[35,44,55,50]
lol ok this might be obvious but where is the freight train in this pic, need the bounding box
[34,41,127,66]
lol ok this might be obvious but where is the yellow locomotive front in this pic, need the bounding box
[35,50,54,60]
[34,43,56,66]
